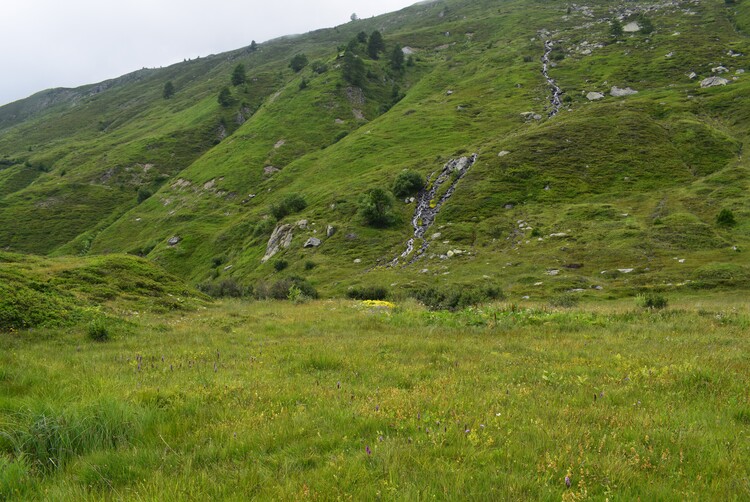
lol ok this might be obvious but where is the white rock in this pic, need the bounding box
[617,268,634,274]
[688,72,697,79]
[610,86,639,97]
[353,258,362,264]
[586,91,605,101]
[498,150,511,157]
[701,76,729,88]
[712,66,729,74]
[736,69,745,75]
[547,269,560,276]
[549,232,568,238]
[623,22,640,32]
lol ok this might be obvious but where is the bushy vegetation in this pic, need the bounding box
[347,285,389,300]
[358,188,394,227]
[636,293,668,310]
[270,193,307,220]
[392,169,425,198]
[716,208,736,227]
[411,284,504,311]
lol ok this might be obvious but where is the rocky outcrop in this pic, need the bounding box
[304,237,321,248]
[261,224,294,262]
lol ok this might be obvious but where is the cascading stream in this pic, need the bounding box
[390,154,477,266]
[542,40,563,117]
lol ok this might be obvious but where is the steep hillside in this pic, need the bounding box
[1,0,749,300]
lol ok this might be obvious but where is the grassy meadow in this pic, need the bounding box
[1,295,749,500]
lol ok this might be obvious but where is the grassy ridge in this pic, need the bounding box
[0,0,748,298]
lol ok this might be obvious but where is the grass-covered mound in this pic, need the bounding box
[0,252,206,330]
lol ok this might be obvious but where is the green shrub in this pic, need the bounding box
[392,170,425,198]
[274,259,288,272]
[716,208,736,227]
[136,187,152,203]
[197,278,250,298]
[87,318,110,342]
[270,194,307,220]
[347,286,389,300]
[255,277,318,300]
[636,293,668,310]
[304,261,317,270]
[549,293,580,308]
[412,285,504,311]
[358,188,394,227]
[290,54,309,72]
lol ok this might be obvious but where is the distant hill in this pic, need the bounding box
[1,0,748,299]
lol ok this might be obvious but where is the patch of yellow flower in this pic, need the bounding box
[362,300,396,309]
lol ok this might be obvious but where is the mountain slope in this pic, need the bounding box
[1,0,748,299]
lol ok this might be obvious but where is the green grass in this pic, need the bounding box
[1,296,748,499]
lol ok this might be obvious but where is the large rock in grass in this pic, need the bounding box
[586,91,605,101]
[261,224,294,262]
[304,237,321,248]
[700,76,729,88]
[610,86,638,97]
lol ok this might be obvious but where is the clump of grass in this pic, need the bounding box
[274,259,289,272]
[636,293,668,310]
[548,293,580,309]
[196,278,250,298]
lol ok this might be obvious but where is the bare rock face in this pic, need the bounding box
[261,224,294,262]
[700,76,729,88]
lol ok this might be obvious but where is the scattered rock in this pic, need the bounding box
[498,150,511,157]
[297,220,308,229]
[345,233,358,240]
[617,268,634,274]
[712,66,729,74]
[224,265,233,271]
[700,76,729,88]
[203,179,216,190]
[737,69,745,75]
[353,258,362,264]
[504,204,514,210]
[547,269,560,276]
[352,109,366,121]
[274,139,285,149]
[167,236,182,246]
[431,232,442,240]
[623,21,640,33]
[549,232,569,238]
[586,91,605,101]
[446,90,454,95]
[402,46,415,55]
[334,118,345,125]
[261,224,294,262]
[304,238,321,248]
[665,52,673,58]
[264,166,280,175]
[688,72,697,79]
[520,111,542,120]
[610,86,638,97]
[326,225,336,237]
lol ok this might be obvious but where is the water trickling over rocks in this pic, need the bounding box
[541,40,563,117]
[390,154,477,266]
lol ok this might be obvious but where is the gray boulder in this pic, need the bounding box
[304,237,321,248]
[586,91,605,101]
[167,236,182,246]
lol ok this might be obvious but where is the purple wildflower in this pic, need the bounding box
[366,445,371,455]
[565,475,571,488]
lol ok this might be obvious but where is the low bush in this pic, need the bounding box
[411,285,503,311]
[86,318,110,342]
[255,277,318,300]
[548,293,580,308]
[347,286,389,300]
[392,170,425,198]
[270,194,307,220]
[197,278,250,298]
[274,259,288,272]
[636,293,668,310]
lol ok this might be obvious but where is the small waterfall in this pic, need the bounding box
[390,154,477,266]
[542,40,563,117]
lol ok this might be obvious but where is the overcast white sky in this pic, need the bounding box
[0,0,417,106]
